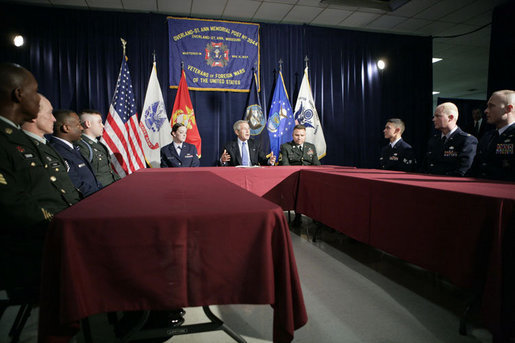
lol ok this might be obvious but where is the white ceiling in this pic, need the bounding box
[6,0,510,101]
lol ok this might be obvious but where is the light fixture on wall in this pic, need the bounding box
[13,35,24,47]
[377,59,386,70]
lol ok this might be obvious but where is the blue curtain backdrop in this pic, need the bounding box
[0,3,432,167]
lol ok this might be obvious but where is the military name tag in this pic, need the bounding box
[24,153,34,158]
[78,163,86,168]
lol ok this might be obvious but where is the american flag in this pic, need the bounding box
[102,56,146,177]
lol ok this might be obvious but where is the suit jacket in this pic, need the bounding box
[465,119,492,140]
[49,136,102,197]
[77,134,120,186]
[280,141,320,166]
[160,141,200,168]
[422,127,478,176]
[221,139,269,166]
[379,138,416,172]
[472,125,515,181]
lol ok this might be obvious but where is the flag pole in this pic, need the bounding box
[152,50,156,64]
[304,55,309,69]
[278,58,283,72]
[120,38,127,60]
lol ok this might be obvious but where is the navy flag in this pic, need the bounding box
[244,72,269,152]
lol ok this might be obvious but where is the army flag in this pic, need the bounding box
[170,69,202,156]
[243,71,269,152]
[102,55,146,177]
[139,61,172,168]
[267,70,295,159]
[294,67,326,159]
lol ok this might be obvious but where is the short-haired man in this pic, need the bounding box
[279,124,320,166]
[472,90,515,181]
[422,102,477,176]
[77,110,120,186]
[49,110,102,197]
[220,120,275,166]
[379,118,416,172]
[160,123,200,167]
[22,94,81,205]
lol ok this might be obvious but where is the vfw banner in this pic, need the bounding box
[168,17,260,92]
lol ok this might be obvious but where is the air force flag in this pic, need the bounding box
[267,70,295,159]
[294,67,326,159]
[139,61,172,167]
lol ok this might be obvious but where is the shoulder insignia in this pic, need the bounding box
[0,173,6,185]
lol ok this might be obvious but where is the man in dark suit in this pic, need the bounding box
[77,109,120,186]
[472,90,515,181]
[22,94,81,205]
[280,124,320,166]
[49,110,102,197]
[220,119,275,166]
[161,123,200,167]
[422,102,478,176]
[466,108,491,139]
[379,118,416,171]
[0,63,70,296]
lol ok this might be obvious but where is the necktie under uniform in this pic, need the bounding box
[176,145,182,156]
[241,141,250,166]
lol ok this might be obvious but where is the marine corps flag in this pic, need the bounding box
[294,66,326,159]
[140,61,172,168]
[243,71,269,152]
[171,69,202,157]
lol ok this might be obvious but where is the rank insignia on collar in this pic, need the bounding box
[5,128,13,134]
[16,146,25,153]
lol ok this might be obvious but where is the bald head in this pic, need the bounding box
[433,102,459,134]
[0,62,40,125]
[22,94,55,137]
[485,90,515,128]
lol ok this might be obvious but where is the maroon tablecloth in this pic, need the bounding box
[39,171,307,343]
[296,168,515,339]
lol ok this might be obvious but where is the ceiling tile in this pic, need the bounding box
[414,0,470,21]
[282,5,323,24]
[440,0,494,24]
[264,0,297,3]
[157,0,191,15]
[85,0,122,9]
[340,11,380,27]
[50,0,87,6]
[367,15,406,30]
[296,0,327,7]
[414,20,454,35]
[392,17,431,31]
[310,8,353,26]
[223,0,260,19]
[390,0,436,17]
[466,10,492,26]
[252,2,293,21]
[122,0,157,12]
[434,23,477,36]
[191,0,227,17]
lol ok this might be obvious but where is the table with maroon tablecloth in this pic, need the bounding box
[38,170,307,343]
[38,165,514,342]
[296,168,515,340]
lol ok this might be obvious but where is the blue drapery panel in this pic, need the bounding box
[0,3,432,167]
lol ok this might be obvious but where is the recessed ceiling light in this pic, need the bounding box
[13,35,24,47]
[432,58,442,64]
[432,91,440,95]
